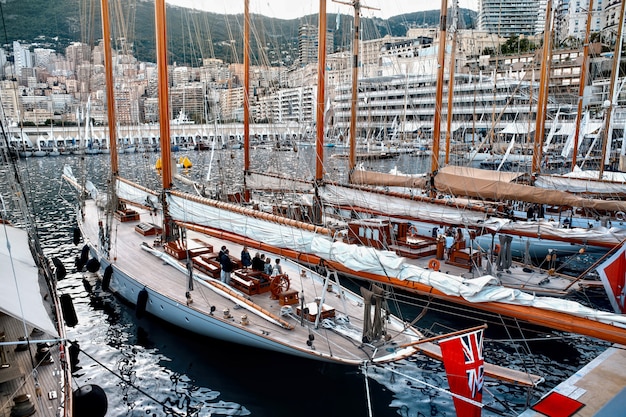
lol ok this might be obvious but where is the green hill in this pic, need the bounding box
[0,0,476,66]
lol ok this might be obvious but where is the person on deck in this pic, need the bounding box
[220,249,233,285]
[251,252,264,271]
[218,245,226,263]
[264,257,273,275]
[241,246,252,270]
[455,228,464,249]
[273,258,283,275]
[218,246,227,282]
[445,231,455,260]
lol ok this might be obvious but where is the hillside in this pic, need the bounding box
[0,0,476,66]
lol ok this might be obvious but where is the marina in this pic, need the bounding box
[1,0,626,414]
[2,151,608,416]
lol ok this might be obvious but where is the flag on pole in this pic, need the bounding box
[439,328,484,417]
[596,243,626,314]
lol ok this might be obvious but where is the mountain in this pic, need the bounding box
[0,0,476,66]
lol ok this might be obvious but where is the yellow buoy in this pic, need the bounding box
[155,157,162,170]
[181,156,192,168]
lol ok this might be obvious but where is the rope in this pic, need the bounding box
[383,365,485,409]
[361,363,374,417]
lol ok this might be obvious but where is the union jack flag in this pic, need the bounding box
[460,330,485,398]
[440,328,485,417]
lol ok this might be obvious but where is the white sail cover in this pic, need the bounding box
[483,217,626,245]
[117,179,160,208]
[163,188,626,330]
[0,225,59,337]
[168,193,324,252]
[246,171,314,193]
[535,170,626,195]
[320,184,490,225]
[309,238,626,328]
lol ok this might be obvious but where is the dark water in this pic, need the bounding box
[2,149,611,417]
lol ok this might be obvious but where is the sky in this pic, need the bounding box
[166,0,478,20]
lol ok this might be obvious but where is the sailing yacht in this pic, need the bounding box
[62,0,427,367]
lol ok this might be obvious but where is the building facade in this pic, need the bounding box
[478,0,548,36]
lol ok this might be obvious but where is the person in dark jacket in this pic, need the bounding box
[251,252,264,271]
[218,245,227,282]
[220,249,233,284]
[241,246,252,269]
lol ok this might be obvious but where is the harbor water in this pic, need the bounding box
[2,148,611,417]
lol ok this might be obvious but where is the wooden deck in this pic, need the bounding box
[82,201,423,365]
[519,344,626,416]
[403,247,582,297]
[0,313,67,417]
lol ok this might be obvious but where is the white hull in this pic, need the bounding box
[94,256,329,359]
[76,198,422,366]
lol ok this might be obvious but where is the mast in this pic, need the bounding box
[444,0,458,165]
[570,0,594,171]
[243,0,251,201]
[531,0,553,178]
[100,0,118,176]
[155,0,173,239]
[312,0,327,225]
[599,0,625,177]
[431,0,448,176]
[335,0,378,181]
[348,1,360,180]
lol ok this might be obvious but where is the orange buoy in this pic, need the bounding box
[428,258,440,271]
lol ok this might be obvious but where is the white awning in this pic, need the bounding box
[498,123,535,135]
[0,225,59,337]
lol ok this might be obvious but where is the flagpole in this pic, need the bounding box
[397,324,487,349]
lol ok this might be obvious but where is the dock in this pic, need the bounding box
[520,344,626,416]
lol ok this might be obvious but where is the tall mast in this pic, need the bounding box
[155,0,172,190]
[431,0,448,175]
[570,0,594,171]
[348,1,360,180]
[312,0,327,225]
[599,0,625,178]
[155,0,172,199]
[315,0,327,183]
[444,0,458,165]
[531,0,553,178]
[243,0,251,201]
[100,0,118,176]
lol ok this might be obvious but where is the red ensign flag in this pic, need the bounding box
[439,328,484,417]
[596,243,626,314]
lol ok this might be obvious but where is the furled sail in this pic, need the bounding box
[435,166,626,212]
